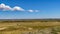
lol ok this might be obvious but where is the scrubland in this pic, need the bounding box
[0,21,60,34]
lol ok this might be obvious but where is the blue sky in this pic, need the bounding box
[0,0,60,19]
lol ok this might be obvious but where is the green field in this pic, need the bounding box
[0,20,60,34]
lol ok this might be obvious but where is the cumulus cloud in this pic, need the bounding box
[0,3,24,11]
[0,3,39,12]
[12,6,25,11]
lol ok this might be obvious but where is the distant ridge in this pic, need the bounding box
[0,18,60,21]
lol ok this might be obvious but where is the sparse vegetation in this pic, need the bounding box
[0,20,60,34]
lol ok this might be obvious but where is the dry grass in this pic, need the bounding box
[0,21,60,34]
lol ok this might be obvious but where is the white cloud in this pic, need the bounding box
[28,10,34,12]
[28,10,39,12]
[0,3,24,11]
[12,6,25,11]
[0,3,39,12]
[0,3,12,11]
[0,3,5,8]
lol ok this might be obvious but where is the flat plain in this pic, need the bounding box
[0,19,60,34]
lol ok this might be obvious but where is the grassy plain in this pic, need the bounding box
[0,20,60,34]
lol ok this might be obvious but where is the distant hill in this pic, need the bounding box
[0,19,60,22]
